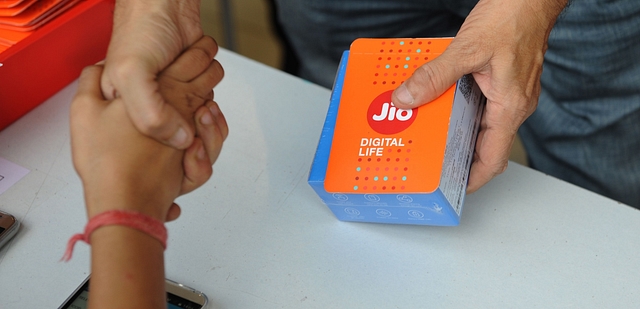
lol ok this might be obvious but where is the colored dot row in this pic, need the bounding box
[375,72,408,77]
[355,175,407,181]
[357,157,411,164]
[376,64,419,69]
[378,56,430,61]
[356,166,409,172]
[378,44,432,53]
[373,81,402,85]
[353,185,406,191]
[380,41,432,45]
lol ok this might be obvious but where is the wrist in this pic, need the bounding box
[84,197,169,222]
[80,157,182,221]
[62,210,168,262]
[472,0,568,48]
[114,0,203,40]
[543,0,569,23]
[88,212,167,249]
[83,180,171,221]
[523,0,568,26]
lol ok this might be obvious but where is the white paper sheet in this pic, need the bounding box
[0,157,29,195]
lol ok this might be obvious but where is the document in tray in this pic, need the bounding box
[0,0,36,16]
[0,0,73,28]
[0,0,79,52]
[0,27,31,45]
[0,0,28,9]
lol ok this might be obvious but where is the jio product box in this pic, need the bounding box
[0,0,113,131]
[308,38,486,226]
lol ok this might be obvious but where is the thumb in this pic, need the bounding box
[392,47,469,109]
[123,83,195,150]
[77,65,106,100]
[103,62,195,149]
[165,203,182,222]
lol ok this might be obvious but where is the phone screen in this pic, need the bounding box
[60,279,204,309]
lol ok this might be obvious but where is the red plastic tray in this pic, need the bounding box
[0,0,114,130]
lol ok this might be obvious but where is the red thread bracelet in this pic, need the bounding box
[61,210,167,262]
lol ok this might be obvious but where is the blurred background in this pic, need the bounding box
[201,0,282,69]
[200,0,528,165]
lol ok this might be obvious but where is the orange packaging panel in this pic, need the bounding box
[308,37,486,226]
[325,38,454,194]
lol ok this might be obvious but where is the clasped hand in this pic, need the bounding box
[70,36,228,222]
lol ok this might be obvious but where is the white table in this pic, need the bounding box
[1,50,639,308]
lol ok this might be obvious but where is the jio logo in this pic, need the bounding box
[367,90,418,135]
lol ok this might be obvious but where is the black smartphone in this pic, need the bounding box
[0,210,20,249]
[58,275,208,309]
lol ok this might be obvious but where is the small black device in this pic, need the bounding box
[0,210,20,249]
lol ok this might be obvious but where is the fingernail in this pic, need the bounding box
[169,127,188,148]
[209,104,220,117]
[395,84,414,106]
[201,111,214,125]
[197,143,206,160]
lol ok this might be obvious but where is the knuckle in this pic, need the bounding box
[186,48,214,74]
[184,92,205,111]
[137,110,167,134]
[108,58,141,82]
[211,38,220,54]
[213,60,224,77]
[205,126,224,147]
[203,63,224,88]
[201,164,213,179]
[204,90,214,102]
[202,35,218,56]
[80,65,98,78]
[497,160,509,175]
[508,99,537,131]
[189,163,212,184]
[205,130,224,155]
[512,105,531,125]
[220,121,229,140]
[195,61,224,90]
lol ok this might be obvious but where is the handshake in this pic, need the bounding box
[69,35,228,223]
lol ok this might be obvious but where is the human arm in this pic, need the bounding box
[100,0,205,149]
[391,0,568,193]
[70,37,228,309]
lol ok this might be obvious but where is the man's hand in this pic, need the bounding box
[101,0,206,149]
[392,0,567,193]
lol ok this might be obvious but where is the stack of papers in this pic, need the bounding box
[0,0,81,52]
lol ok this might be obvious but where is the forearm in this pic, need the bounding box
[114,0,202,23]
[523,0,569,35]
[466,0,568,34]
[82,165,177,309]
[88,224,165,309]
[83,174,171,309]
[111,0,203,57]
[81,161,181,221]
